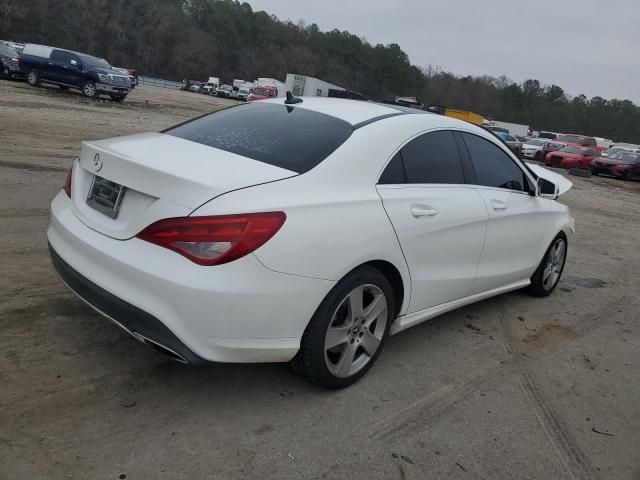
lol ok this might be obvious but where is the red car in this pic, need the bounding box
[545,146,600,169]
[247,86,278,101]
[591,151,640,180]
[555,134,605,151]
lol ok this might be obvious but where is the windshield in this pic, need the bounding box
[560,146,586,155]
[77,53,111,69]
[239,88,249,94]
[165,102,353,174]
[526,139,545,146]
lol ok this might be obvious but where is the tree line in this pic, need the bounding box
[2,0,639,142]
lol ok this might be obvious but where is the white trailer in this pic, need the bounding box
[483,120,530,137]
[285,73,345,98]
[202,77,220,94]
[256,77,286,97]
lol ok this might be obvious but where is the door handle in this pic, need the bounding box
[411,205,439,217]
[491,200,508,211]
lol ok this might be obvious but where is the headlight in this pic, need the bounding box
[98,73,112,84]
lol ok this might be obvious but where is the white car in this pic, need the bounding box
[522,138,549,160]
[48,97,574,388]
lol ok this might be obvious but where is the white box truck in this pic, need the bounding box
[202,77,220,95]
[285,73,345,97]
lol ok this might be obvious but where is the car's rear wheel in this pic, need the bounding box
[526,233,567,297]
[82,81,97,98]
[26,69,41,87]
[292,266,395,389]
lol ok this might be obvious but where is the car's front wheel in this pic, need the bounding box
[292,266,395,389]
[82,81,97,98]
[526,233,567,297]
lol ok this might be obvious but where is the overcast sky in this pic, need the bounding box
[247,0,640,103]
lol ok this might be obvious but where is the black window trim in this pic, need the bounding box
[457,130,537,195]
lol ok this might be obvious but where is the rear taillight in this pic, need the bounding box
[136,212,286,266]
[63,163,74,198]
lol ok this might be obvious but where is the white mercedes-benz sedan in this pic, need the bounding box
[48,96,574,388]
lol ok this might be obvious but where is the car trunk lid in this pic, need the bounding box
[70,132,296,240]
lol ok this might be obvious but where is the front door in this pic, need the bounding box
[458,132,550,293]
[376,130,488,313]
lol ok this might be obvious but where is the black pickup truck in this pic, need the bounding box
[19,44,130,101]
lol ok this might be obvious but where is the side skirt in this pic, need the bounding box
[389,279,530,335]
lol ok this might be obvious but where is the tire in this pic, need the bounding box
[82,81,97,98]
[292,265,396,389]
[535,151,543,162]
[591,168,598,176]
[109,94,126,102]
[526,233,567,297]
[26,69,41,87]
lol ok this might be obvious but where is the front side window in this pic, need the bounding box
[461,133,529,192]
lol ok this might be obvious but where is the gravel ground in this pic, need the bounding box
[1,79,639,480]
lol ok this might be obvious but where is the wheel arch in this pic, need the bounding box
[343,259,406,318]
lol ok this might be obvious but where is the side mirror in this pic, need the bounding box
[537,177,559,200]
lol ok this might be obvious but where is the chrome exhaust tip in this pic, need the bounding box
[131,332,189,364]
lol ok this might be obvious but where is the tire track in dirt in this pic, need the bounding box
[369,295,630,441]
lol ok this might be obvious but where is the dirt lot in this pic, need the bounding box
[1,79,639,480]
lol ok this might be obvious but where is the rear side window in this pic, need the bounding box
[165,103,353,174]
[461,133,529,192]
[378,131,465,184]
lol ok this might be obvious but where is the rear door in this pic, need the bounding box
[458,132,551,293]
[376,130,488,313]
[45,49,69,83]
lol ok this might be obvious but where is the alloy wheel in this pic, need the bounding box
[542,238,566,290]
[324,284,388,378]
[83,83,96,97]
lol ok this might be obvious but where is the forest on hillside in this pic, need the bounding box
[2,0,639,142]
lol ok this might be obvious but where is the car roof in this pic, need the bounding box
[262,97,428,127]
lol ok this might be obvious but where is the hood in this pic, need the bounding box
[526,163,572,196]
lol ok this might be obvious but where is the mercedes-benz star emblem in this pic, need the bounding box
[93,153,103,172]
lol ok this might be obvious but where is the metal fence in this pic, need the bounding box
[138,76,184,90]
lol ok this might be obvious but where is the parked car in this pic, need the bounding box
[47,98,573,388]
[522,139,549,161]
[215,84,233,98]
[538,131,558,140]
[19,44,130,100]
[236,87,250,101]
[0,44,22,79]
[555,134,604,151]
[485,125,509,135]
[591,152,640,180]
[602,145,640,157]
[247,86,278,101]
[495,132,522,156]
[545,146,600,169]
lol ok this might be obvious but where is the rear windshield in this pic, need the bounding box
[165,103,353,173]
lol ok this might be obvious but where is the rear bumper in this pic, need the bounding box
[49,243,204,364]
[47,191,334,363]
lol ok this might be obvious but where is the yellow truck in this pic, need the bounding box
[443,108,484,125]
